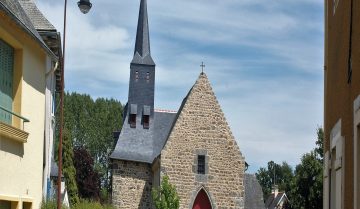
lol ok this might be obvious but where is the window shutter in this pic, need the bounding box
[0,39,14,125]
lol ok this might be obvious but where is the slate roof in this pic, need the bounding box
[18,0,56,31]
[131,0,155,66]
[244,174,266,209]
[110,109,177,163]
[0,0,57,60]
[265,192,287,209]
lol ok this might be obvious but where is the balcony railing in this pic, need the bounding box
[0,105,30,128]
[0,105,30,142]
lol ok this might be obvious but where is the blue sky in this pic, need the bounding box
[37,0,324,173]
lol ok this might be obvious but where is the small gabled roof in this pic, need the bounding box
[0,0,57,60]
[265,192,288,209]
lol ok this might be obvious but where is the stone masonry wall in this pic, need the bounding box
[112,160,153,209]
[161,73,245,209]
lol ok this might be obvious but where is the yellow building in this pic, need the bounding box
[323,0,359,209]
[0,0,61,208]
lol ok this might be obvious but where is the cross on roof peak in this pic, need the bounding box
[200,62,205,74]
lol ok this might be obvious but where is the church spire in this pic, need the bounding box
[131,0,155,66]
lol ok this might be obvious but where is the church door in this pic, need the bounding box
[192,189,212,209]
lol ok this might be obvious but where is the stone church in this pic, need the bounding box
[110,0,250,208]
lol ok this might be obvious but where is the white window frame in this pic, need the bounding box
[353,95,360,209]
[325,119,344,209]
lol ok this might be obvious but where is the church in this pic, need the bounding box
[110,0,248,208]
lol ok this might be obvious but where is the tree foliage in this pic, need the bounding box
[289,127,323,209]
[152,175,180,209]
[255,161,293,200]
[56,92,123,201]
[62,129,80,206]
[256,127,324,209]
[74,146,100,200]
[290,151,323,209]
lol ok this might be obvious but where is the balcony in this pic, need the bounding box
[0,106,29,143]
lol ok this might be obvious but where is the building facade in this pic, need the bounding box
[323,0,359,209]
[110,0,246,208]
[0,0,61,208]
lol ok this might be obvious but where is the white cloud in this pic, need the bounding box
[37,0,324,173]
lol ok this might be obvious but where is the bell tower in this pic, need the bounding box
[127,0,155,128]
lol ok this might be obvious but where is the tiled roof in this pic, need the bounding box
[0,0,57,60]
[18,0,56,31]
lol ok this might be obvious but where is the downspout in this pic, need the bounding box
[46,61,59,77]
[44,60,58,199]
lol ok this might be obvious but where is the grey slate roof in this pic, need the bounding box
[0,0,57,60]
[18,0,56,31]
[131,0,155,66]
[110,110,177,163]
[244,174,266,209]
[265,192,287,209]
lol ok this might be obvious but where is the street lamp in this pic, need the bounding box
[78,0,92,14]
[57,0,92,209]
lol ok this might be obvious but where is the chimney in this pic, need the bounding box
[272,185,279,197]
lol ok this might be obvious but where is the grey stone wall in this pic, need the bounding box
[112,160,153,209]
[160,73,245,209]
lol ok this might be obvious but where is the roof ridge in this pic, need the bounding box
[155,109,177,113]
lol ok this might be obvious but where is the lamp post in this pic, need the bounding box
[57,1,92,208]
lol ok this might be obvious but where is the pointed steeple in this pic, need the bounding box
[131,0,155,66]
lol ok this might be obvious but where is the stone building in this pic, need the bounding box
[110,0,247,208]
[323,0,360,209]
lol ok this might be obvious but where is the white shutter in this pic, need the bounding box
[324,151,330,209]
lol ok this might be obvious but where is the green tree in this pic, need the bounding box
[56,92,123,201]
[255,161,293,199]
[315,127,324,161]
[290,151,322,209]
[290,127,323,209]
[152,175,180,209]
[62,129,80,206]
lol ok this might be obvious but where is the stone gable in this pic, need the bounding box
[161,73,245,209]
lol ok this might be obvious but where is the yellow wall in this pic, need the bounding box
[0,10,50,209]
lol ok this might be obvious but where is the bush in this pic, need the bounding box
[41,199,68,209]
[41,199,114,209]
[73,199,114,209]
[152,175,180,209]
